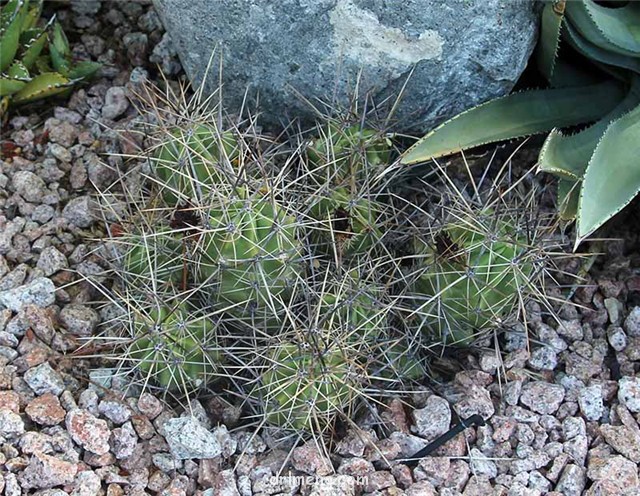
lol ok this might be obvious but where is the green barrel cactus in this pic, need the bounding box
[308,187,384,257]
[123,229,184,290]
[198,188,302,319]
[257,272,391,431]
[413,209,534,345]
[305,123,391,258]
[307,123,391,185]
[260,341,355,431]
[129,304,221,390]
[153,125,239,205]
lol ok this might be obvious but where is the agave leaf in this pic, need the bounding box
[563,20,640,75]
[0,0,21,30]
[22,0,42,31]
[535,1,565,83]
[577,103,640,242]
[539,77,640,179]
[34,54,51,73]
[0,0,28,73]
[580,0,640,55]
[0,76,27,97]
[48,22,71,77]
[549,59,603,88]
[20,25,49,70]
[565,0,640,58]
[11,71,71,104]
[400,81,625,165]
[68,60,102,80]
[7,60,28,78]
[557,177,580,221]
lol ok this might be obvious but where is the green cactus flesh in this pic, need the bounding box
[414,212,533,345]
[261,342,353,431]
[129,304,219,390]
[123,230,184,289]
[198,190,301,317]
[309,187,383,256]
[318,281,385,345]
[308,123,391,185]
[153,125,239,205]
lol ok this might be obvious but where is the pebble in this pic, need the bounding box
[412,395,451,441]
[292,442,333,476]
[18,452,78,490]
[98,400,132,424]
[623,306,640,336]
[452,385,495,419]
[468,447,497,479]
[71,470,102,496]
[600,425,640,463]
[163,416,222,460]
[62,196,95,227]
[557,319,584,341]
[462,475,494,495]
[478,352,501,374]
[24,362,65,396]
[0,277,56,312]
[0,217,25,256]
[66,408,112,455]
[71,0,101,15]
[564,435,588,465]
[604,297,624,326]
[102,87,129,120]
[555,464,586,496]
[58,304,100,336]
[337,457,376,478]
[577,384,604,421]
[137,392,163,419]
[25,393,66,425]
[11,171,47,203]
[31,205,55,224]
[618,376,640,412]
[363,470,396,492]
[607,326,627,351]
[527,346,558,371]
[0,408,25,438]
[415,457,450,487]
[36,246,68,276]
[149,32,182,75]
[123,32,148,66]
[49,143,72,163]
[587,454,638,489]
[110,421,138,459]
[46,118,78,147]
[520,381,565,415]
[214,469,241,496]
[308,475,356,496]
[405,480,437,496]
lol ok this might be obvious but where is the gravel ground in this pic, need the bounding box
[1,2,640,495]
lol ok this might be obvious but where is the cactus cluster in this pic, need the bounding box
[0,0,101,120]
[95,79,563,442]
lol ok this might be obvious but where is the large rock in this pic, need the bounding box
[153,0,539,132]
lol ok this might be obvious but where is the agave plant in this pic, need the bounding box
[401,0,640,246]
[0,0,101,118]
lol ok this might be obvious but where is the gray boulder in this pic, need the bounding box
[153,0,539,132]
